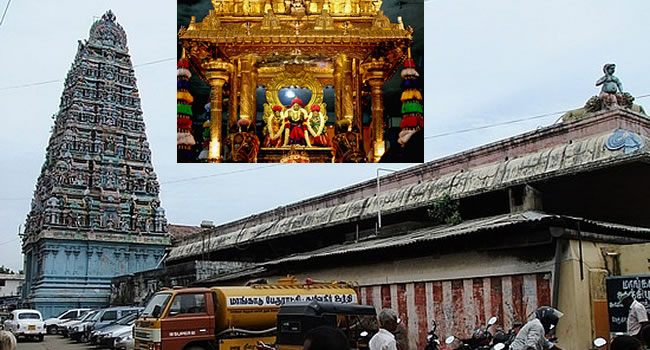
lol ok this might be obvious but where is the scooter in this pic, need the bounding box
[425,321,440,350]
[444,316,498,350]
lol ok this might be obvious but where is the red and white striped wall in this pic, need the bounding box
[359,273,552,350]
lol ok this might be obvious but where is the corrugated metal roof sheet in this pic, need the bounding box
[258,211,650,267]
[168,130,650,261]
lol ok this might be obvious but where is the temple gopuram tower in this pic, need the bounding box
[21,11,169,318]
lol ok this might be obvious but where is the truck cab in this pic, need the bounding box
[136,288,219,350]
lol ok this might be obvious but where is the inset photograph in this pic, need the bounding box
[177,0,424,163]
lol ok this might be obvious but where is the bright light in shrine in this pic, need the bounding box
[285,90,296,98]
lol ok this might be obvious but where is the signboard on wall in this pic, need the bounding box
[605,274,650,333]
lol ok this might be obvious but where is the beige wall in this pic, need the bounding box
[264,250,553,286]
[555,240,650,350]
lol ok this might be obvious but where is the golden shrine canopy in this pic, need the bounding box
[178,0,416,163]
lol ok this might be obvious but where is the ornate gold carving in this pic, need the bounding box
[314,9,334,29]
[260,9,281,29]
[265,70,324,110]
[372,10,391,29]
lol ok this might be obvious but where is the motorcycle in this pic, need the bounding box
[425,320,440,350]
[591,337,608,350]
[491,321,522,350]
[444,316,498,350]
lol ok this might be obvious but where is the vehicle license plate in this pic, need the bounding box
[28,325,36,330]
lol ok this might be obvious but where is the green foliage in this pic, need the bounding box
[427,194,462,225]
[0,265,15,274]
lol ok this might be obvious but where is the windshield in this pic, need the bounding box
[55,310,68,318]
[18,313,41,320]
[116,313,138,325]
[78,311,96,321]
[142,293,172,317]
[90,310,103,321]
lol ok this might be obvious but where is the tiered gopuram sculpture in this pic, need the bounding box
[21,11,169,318]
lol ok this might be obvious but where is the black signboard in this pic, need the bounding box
[605,274,650,333]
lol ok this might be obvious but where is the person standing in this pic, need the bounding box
[0,330,17,350]
[620,293,649,342]
[509,306,564,350]
[370,309,399,350]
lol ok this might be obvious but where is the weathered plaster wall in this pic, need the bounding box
[258,249,554,350]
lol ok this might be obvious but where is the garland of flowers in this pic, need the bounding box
[177,57,196,161]
[399,48,423,131]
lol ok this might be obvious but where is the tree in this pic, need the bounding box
[0,265,16,274]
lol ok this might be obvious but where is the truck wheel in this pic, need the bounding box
[47,325,57,335]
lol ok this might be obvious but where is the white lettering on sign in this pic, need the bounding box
[227,293,357,307]
[169,330,196,337]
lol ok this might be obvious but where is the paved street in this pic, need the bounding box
[17,335,91,350]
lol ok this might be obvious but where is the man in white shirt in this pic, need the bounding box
[510,306,564,350]
[621,294,649,340]
[370,309,398,350]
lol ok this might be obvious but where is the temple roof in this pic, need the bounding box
[168,109,650,261]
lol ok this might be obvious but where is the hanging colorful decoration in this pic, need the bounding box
[177,57,196,161]
[398,47,423,145]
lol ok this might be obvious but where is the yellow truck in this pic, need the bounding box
[134,276,360,350]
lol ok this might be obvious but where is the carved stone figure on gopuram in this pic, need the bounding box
[177,0,424,163]
[21,10,169,317]
[561,63,647,122]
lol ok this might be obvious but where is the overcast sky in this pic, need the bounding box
[1,0,649,272]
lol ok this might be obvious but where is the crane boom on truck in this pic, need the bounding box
[134,276,359,350]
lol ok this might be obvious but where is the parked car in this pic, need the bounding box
[3,309,46,341]
[60,310,97,337]
[99,323,134,349]
[66,310,100,339]
[113,330,134,350]
[92,312,138,346]
[43,308,91,335]
[73,306,142,343]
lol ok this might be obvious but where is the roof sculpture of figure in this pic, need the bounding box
[562,63,646,122]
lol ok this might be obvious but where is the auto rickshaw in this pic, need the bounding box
[274,301,378,350]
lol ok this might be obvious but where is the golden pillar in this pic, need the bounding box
[239,54,257,126]
[203,59,233,163]
[362,58,389,162]
[342,55,354,125]
[334,55,344,122]
[228,59,240,131]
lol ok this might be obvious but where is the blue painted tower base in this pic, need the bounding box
[22,239,166,319]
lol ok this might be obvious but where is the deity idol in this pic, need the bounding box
[307,105,330,146]
[282,98,311,147]
[263,105,284,147]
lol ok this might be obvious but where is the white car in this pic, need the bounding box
[44,308,91,334]
[4,309,46,341]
